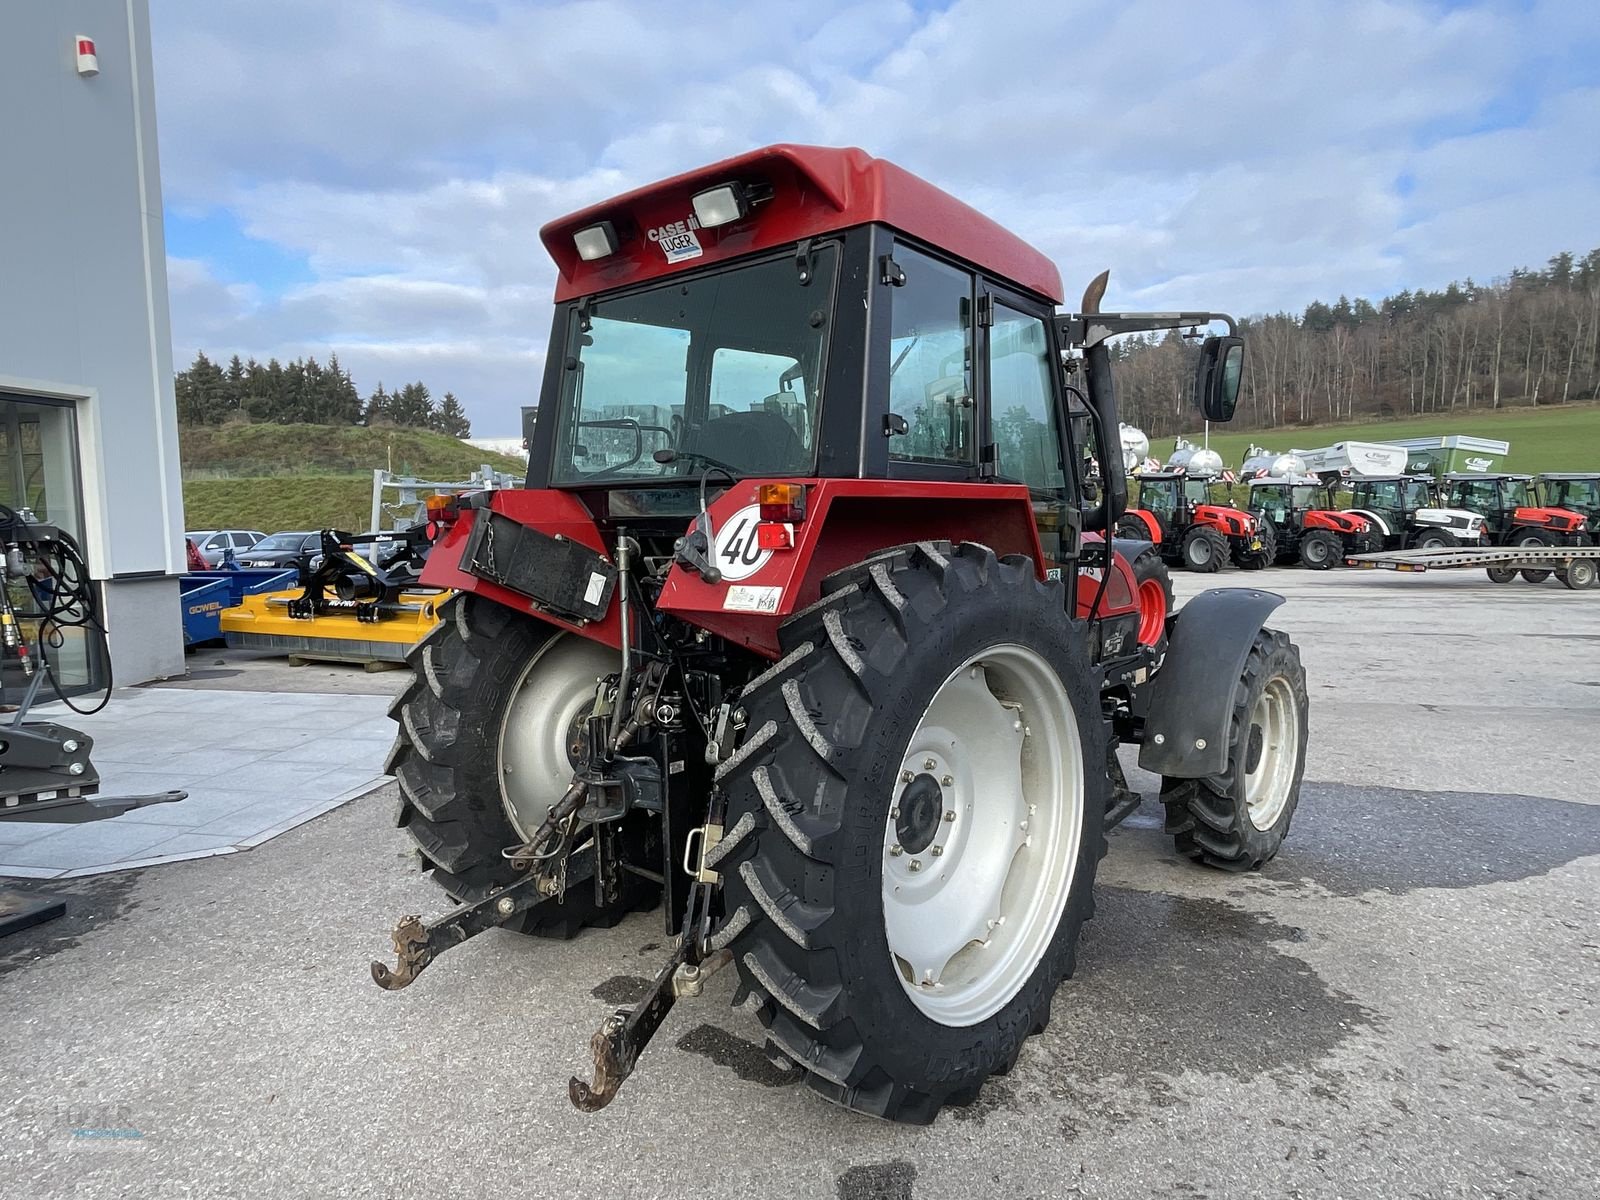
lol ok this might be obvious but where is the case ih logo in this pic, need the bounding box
[647,216,703,264]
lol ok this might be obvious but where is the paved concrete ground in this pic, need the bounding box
[0,683,393,878]
[1,567,1597,1199]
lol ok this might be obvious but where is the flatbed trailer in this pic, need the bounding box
[1345,544,1600,590]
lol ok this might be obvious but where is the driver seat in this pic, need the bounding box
[691,410,804,475]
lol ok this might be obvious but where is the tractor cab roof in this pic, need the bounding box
[1139,471,1220,482]
[1442,472,1531,482]
[1537,472,1600,480]
[539,144,1063,304]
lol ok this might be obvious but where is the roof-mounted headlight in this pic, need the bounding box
[573,221,620,261]
[691,182,751,229]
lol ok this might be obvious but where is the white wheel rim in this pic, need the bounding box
[881,645,1084,1027]
[497,634,613,840]
[1244,676,1299,830]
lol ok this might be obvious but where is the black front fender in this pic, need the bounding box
[1137,587,1286,779]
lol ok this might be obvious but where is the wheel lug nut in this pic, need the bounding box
[940,775,953,787]
[889,844,903,857]
[923,758,936,770]
[890,806,900,819]
[931,846,943,857]
[901,770,913,783]
[944,810,956,822]
[908,859,923,872]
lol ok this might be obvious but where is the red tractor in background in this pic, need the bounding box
[1536,473,1600,543]
[1246,478,1380,569]
[370,145,1309,1123]
[1118,472,1274,571]
[1442,472,1589,583]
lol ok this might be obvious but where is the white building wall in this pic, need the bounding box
[0,0,185,684]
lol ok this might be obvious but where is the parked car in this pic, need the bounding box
[239,530,322,568]
[186,529,266,566]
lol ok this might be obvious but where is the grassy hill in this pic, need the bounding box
[1174,404,1600,475]
[180,423,525,534]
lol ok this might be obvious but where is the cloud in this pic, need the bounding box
[151,0,1600,435]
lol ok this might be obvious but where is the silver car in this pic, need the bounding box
[186,529,267,567]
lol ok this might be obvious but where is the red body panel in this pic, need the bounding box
[1075,533,1139,622]
[656,480,1049,658]
[419,490,624,651]
[1512,506,1586,532]
[425,482,1126,664]
[1193,504,1254,537]
[540,144,1063,304]
[1304,510,1368,534]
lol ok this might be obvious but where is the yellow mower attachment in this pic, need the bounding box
[220,587,446,665]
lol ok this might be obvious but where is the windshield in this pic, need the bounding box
[1291,485,1322,509]
[251,533,312,552]
[1548,479,1600,510]
[1404,481,1431,509]
[1502,479,1531,507]
[551,246,837,484]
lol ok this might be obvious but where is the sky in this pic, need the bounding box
[151,0,1600,436]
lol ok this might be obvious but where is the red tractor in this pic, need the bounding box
[1536,473,1600,544]
[1245,478,1379,569]
[1118,472,1273,571]
[371,145,1309,1123]
[1442,472,1588,562]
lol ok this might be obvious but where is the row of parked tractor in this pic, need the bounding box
[1112,439,1599,576]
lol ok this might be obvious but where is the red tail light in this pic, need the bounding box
[758,483,807,524]
[756,523,794,550]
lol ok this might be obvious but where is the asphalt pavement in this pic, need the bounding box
[2,566,1597,1199]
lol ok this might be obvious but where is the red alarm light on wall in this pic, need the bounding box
[75,36,99,77]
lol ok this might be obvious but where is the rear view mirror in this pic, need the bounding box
[1194,335,1244,422]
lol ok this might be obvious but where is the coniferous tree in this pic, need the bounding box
[432,392,471,437]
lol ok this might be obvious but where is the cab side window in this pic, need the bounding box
[989,304,1065,494]
[888,246,975,466]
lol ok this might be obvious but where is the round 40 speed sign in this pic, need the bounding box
[710,504,772,581]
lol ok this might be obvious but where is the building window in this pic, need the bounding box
[0,393,105,703]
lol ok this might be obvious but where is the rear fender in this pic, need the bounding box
[419,489,623,650]
[655,479,1044,659]
[1137,587,1286,779]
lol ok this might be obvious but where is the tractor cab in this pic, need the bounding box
[1440,473,1587,546]
[1536,473,1600,538]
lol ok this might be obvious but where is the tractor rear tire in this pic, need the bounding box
[1298,529,1341,570]
[714,542,1107,1123]
[1115,514,1155,544]
[387,593,658,937]
[1181,526,1227,573]
[1410,527,1459,550]
[1162,628,1308,872]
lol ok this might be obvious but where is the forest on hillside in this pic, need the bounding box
[173,351,471,437]
[1114,247,1600,438]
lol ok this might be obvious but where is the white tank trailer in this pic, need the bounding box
[1166,436,1196,472]
[1186,447,1224,477]
[1241,444,1307,479]
[1119,423,1150,474]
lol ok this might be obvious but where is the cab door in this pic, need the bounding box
[978,283,1078,571]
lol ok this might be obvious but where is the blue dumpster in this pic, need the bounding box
[181,568,297,647]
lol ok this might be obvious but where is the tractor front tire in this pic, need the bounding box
[1233,520,1277,571]
[387,593,657,937]
[1410,527,1459,550]
[1181,526,1228,573]
[1162,628,1308,872]
[715,542,1107,1123]
[1115,514,1155,543]
[1298,529,1341,570]
[1129,546,1174,649]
